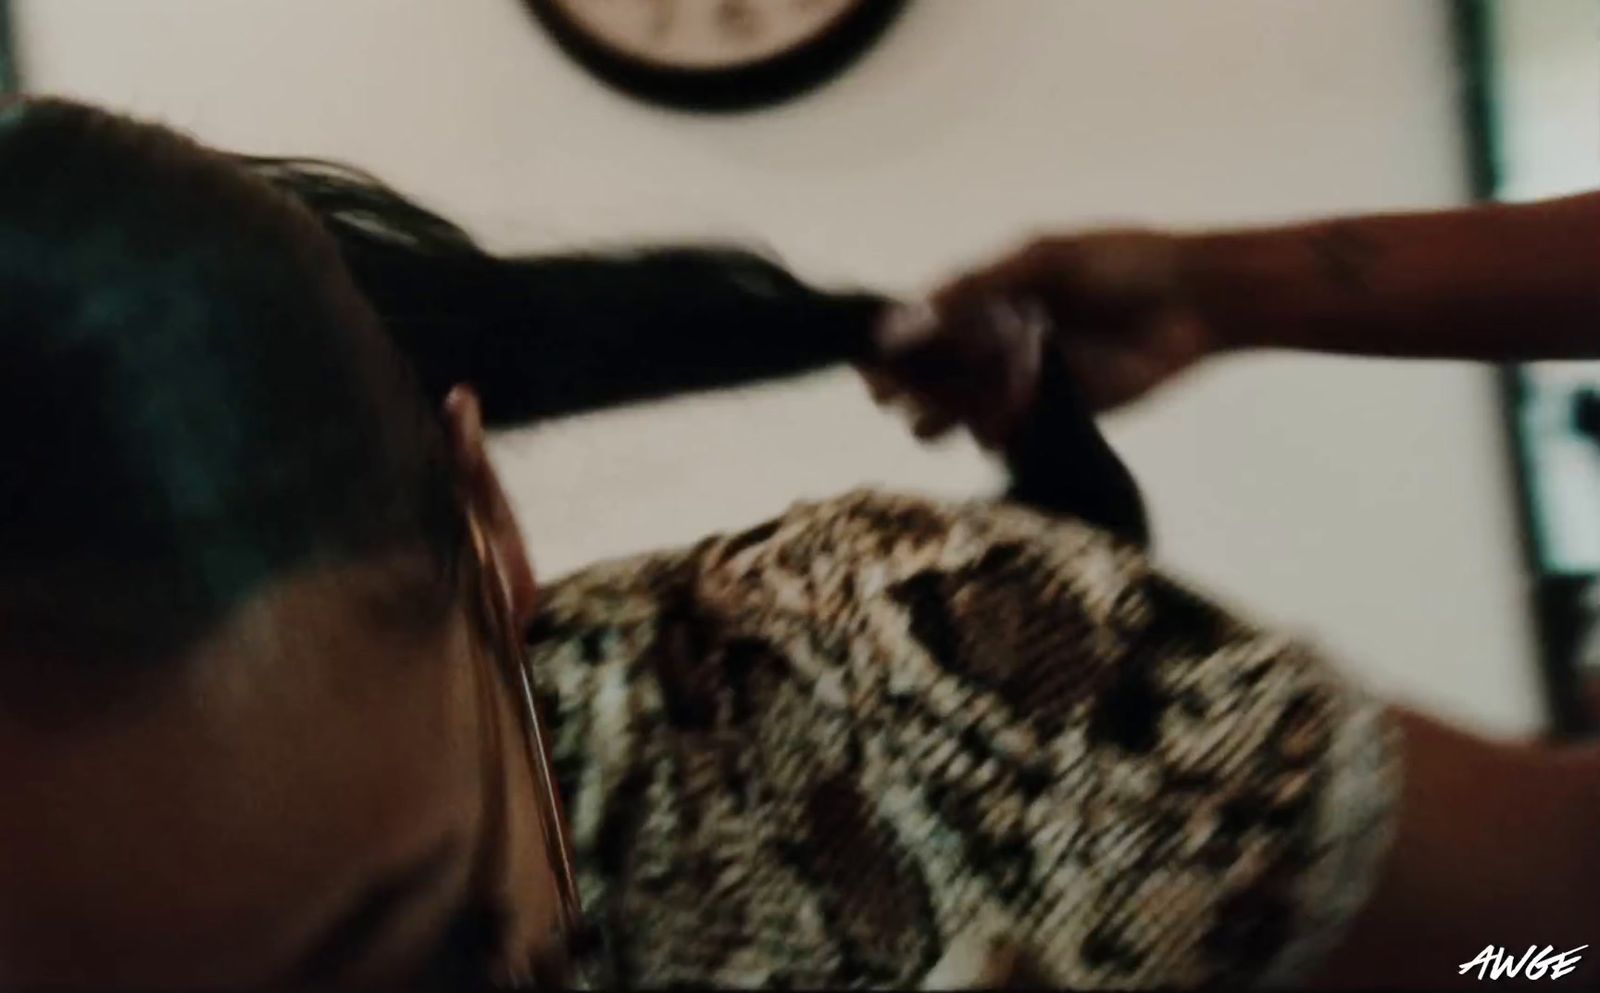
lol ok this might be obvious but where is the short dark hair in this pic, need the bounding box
[0,99,460,666]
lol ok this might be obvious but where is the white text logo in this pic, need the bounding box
[1458,944,1587,982]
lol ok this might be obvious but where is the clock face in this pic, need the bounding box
[544,0,862,71]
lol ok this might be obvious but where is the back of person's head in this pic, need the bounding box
[0,97,558,989]
[0,97,460,678]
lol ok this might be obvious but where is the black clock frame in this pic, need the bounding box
[521,0,910,113]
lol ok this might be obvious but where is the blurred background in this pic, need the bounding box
[7,0,1596,736]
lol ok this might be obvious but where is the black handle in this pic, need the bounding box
[1002,353,1151,548]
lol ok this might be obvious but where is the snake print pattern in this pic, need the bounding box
[525,490,1399,989]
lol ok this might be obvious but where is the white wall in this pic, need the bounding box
[1494,0,1600,204]
[1492,0,1600,574]
[13,0,1547,733]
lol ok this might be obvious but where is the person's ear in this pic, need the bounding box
[441,386,538,627]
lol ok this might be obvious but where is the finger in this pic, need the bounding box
[1152,310,1211,367]
[873,299,940,358]
[912,408,959,441]
[1059,338,1153,413]
[968,418,1010,452]
[994,296,1049,404]
[962,296,1047,446]
[929,239,1072,317]
[856,367,902,406]
[876,381,946,427]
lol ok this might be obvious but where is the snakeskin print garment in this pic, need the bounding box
[525,491,1400,989]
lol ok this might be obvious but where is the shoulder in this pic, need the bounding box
[529,490,1401,988]
[724,487,1136,570]
[695,487,1151,626]
[530,486,1282,720]
[533,487,1126,620]
[532,488,1147,674]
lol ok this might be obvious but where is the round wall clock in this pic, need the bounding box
[523,0,911,112]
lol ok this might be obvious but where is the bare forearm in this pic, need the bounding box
[1184,193,1600,361]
